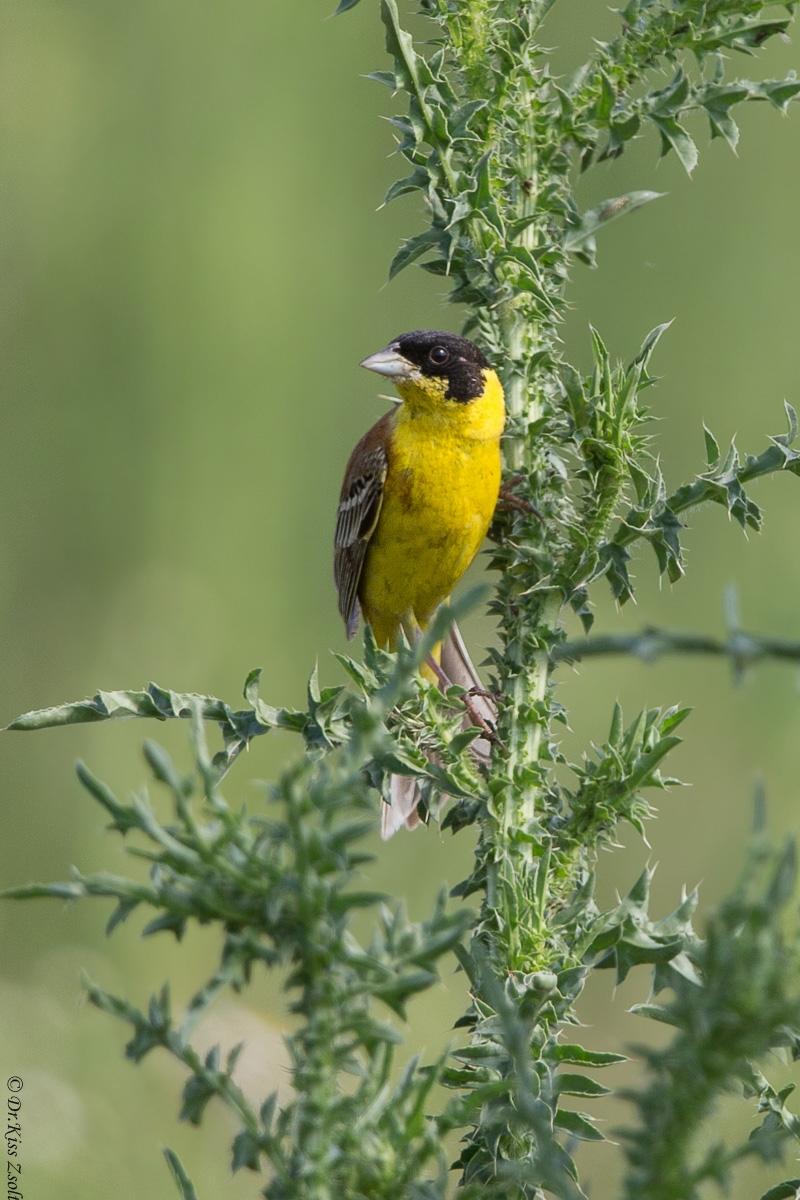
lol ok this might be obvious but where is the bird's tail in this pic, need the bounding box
[382,620,497,839]
[381,774,423,839]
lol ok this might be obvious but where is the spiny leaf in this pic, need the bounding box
[761,1181,800,1200]
[556,1073,612,1098]
[389,229,442,279]
[565,190,664,254]
[554,1108,606,1142]
[553,1044,627,1069]
[231,1130,261,1173]
[650,114,698,174]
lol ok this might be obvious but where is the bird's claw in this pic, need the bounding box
[462,691,505,749]
[497,477,544,522]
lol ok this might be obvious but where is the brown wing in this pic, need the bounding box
[334,412,393,638]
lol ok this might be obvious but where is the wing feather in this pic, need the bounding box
[334,414,392,638]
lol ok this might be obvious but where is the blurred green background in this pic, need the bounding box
[0,2,798,1195]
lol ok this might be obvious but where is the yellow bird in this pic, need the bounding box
[334,330,505,837]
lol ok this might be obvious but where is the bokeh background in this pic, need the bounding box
[1,2,798,1196]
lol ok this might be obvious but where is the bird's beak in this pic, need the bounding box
[359,345,417,380]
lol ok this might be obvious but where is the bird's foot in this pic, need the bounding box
[497,476,544,521]
[462,693,503,747]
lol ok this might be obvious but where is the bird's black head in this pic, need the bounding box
[393,330,490,402]
[360,330,490,403]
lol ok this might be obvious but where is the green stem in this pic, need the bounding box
[496,78,562,834]
[504,592,561,827]
[555,626,800,667]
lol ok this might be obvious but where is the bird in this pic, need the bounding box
[334,329,505,838]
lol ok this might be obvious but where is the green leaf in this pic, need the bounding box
[595,70,615,124]
[660,706,692,736]
[650,69,690,117]
[180,1074,216,1125]
[650,115,698,174]
[601,541,634,604]
[164,1149,199,1200]
[381,0,425,112]
[632,320,672,372]
[388,229,441,279]
[450,98,488,139]
[629,1002,679,1026]
[76,761,140,833]
[1,880,84,901]
[761,1182,800,1200]
[704,424,721,466]
[565,191,664,254]
[767,840,797,908]
[556,1073,612,1098]
[705,17,793,52]
[553,1044,627,1068]
[5,690,159,730]
[554,1108,606,1141]
[382,169,428,206]
[764,75,800,112]
[700,82,751,149]
[449,726,483,755]
[374,970,437,1016]
[366,69,395,89]
[602,112,641,159]
[330,890,387,913]
[105,897,140,935]
[231,1130,261,1173]
[708,107,740,151]
[5,681,286,755]
[142,911,187,940]
[143,739,185,794]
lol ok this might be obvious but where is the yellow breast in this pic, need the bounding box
[360,369,505,646]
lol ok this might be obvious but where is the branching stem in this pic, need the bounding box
[556,626,800,668]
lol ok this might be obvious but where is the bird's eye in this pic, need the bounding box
[429,345,450,366]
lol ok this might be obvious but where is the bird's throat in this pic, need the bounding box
[394,368,505,443]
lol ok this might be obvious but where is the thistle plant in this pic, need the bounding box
[6,2,800,1197]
